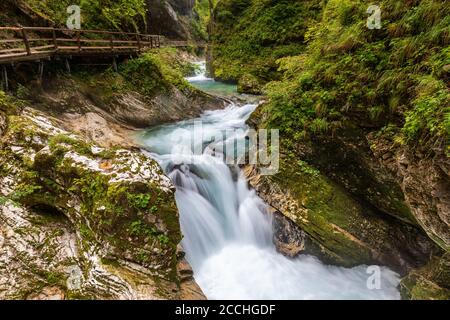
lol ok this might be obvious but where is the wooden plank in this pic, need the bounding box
[0,52,28,59]
[27,38,54,42]
[0,47,25,54]
[0,26,185,64]
[136,34,141,51]
[0,52,52,64]
[0,39,23,44]
[52,29,58,50]
[76,31,81,52]
[0,27,21,31]
[31,45,56,51]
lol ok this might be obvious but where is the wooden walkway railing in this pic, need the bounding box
[0,26,164,64]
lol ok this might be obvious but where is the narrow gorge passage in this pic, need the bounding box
[136,64,401,300]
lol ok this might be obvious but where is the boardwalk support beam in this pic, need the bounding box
[38,60,44,82]
[1,65,8,91]
[65,58,71,74]
[112,56,118,72]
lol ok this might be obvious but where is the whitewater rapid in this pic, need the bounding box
[137,64,401,300]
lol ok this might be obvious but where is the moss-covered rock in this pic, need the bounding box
[0,107,201,299]
[237,74,263,95]
[400,253,450,300]
[244,157,438,274]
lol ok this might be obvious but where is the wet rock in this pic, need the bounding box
[146,0,195,40]
[272,211,306,258]
[243,163,438,275]
[0,111,6,136]
[368,133,450,252]
[400,253,450,300]
[0,108,203,300]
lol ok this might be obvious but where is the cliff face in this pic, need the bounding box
[146,0,203,40]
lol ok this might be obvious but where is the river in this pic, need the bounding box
[136,62,400,300]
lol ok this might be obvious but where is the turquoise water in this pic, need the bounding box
[190,80,238,96]
[186,61,238,97]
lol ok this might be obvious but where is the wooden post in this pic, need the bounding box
[136,34,141,52]
[38,60,44,82]
[21,28,31,56]
[65,58,71,74]
[150,36,153,49]
[110,35,114,52]
[52,28,58,51]
[77,30,81,52]
[112,56,118,72]
[1,65,8,91]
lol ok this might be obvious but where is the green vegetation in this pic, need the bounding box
[212,0,322,92]
[192,0,217,41]
[0,90,21,115]
[73,48,197,101]
[400,253,450,300]
[214,0,449,151]
[257,0,449,152]
[25,0,147,32]
[120,48,194,95]
[1,113,181,279]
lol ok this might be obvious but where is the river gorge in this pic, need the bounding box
[135,65,401,299]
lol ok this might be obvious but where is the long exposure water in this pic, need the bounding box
[136,63,400,299]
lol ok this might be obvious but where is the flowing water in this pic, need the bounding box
[136,63,401,300]
[186,61,238,97]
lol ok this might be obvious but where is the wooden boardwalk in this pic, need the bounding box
[0,26,204,64]
[0,26,164,64]
[0,26,205,89]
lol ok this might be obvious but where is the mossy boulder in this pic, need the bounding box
[244,157,437,274]
[0,107,195,299]
[400,253,450,300]
[237,74,263,95]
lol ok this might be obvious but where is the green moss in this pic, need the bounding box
[71,48,199,102]
[212,0,322,91]
[48,134,93,157]
[0,90,25,116]
[24,0,147,33]
[259,0,449,150]
[121,48,196,94]
[266,157,374,266]
[45,271,66,286]
[400,253,450,300]
[2,114,181,280]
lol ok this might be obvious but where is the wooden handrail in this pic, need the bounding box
[0,25,203,64]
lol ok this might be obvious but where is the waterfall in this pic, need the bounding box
[136,63,401,300]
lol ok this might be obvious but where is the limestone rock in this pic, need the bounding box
[0,108,204,300]
[243,163,438,275]
[272,210,306,258]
